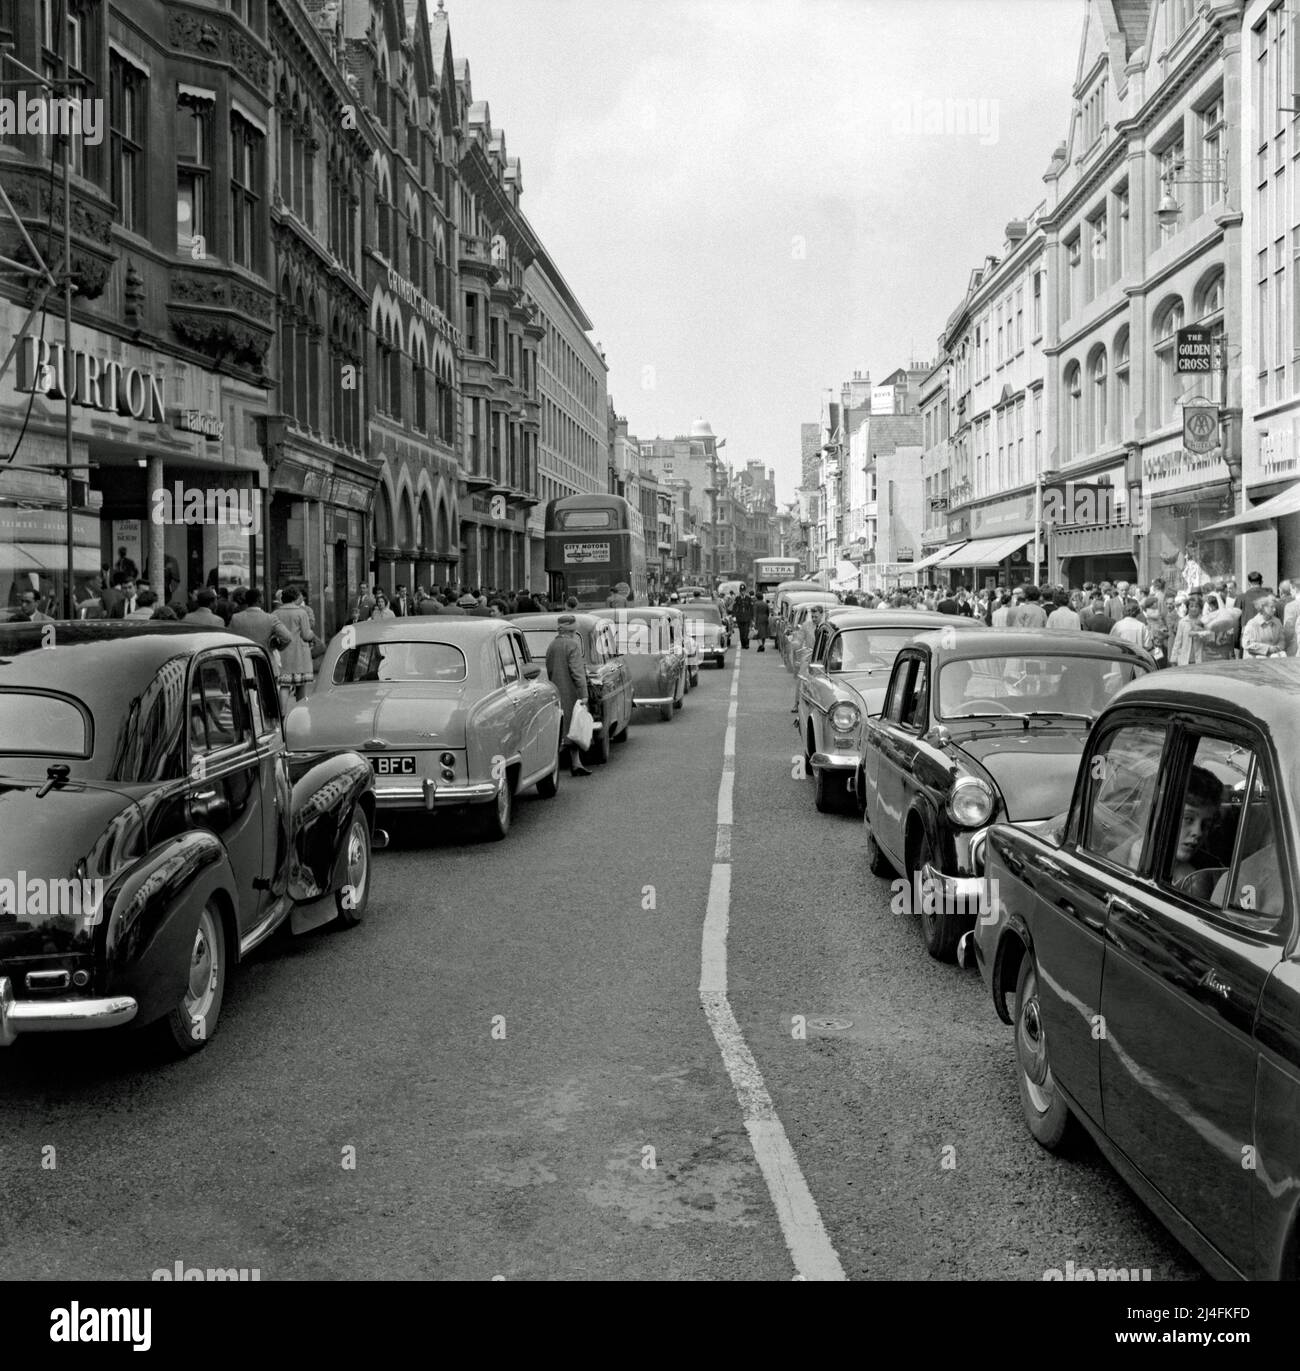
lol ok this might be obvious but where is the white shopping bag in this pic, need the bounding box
[567,700,594,750]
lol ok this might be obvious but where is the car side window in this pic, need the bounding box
[899,658,929,730]
[244,651,281,738]
[1079,722,1167,869]
[1163,733,1288,935]
[497,638,520,684]
[189,656,249,754]
[884,657,917,724]
[511,634,532,676]
[827,634,844,672]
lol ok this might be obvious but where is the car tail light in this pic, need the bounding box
[440,752,456,767]
[440,766,455,782]
[72,969,90,988]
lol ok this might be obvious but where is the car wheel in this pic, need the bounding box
[613,714,630,742]
[582,722,611,766]
[853,765,867,815]
[813,765,848,814]
[333,808,371,928]
[673,676,684,710]
[157,900,226,1055]
[1014,957,1077,1151]
[477,772,514,841]
[536,745,561,798]
[690,667,700,687]
[659,700,674,722]
[911,828,962,962]
[804,723,815,769]
[863,823,893,876]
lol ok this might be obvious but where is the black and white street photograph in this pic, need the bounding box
[0,0,1294,1334]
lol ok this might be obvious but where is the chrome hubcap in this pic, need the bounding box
[1017,971,1055,1112]
[184,906,219,1019]
[345,818,368,904]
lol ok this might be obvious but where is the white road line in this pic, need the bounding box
[699,650,847,1281]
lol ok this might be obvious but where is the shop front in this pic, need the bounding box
[0,310,265,616]
[1230,416,1300,581]
[937,494,1039,590]
[1139,437,1234,588]
[458,490,530,593]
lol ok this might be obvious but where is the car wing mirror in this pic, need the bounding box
[807,662,826,676]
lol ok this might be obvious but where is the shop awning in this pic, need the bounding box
[933,532,1034,569]
[911,541,969,572]
[4,542,100,573]
[1199,481,1300,536]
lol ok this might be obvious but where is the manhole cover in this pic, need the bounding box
[806,1017,853,1031]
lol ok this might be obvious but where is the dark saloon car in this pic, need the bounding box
[0,622,375,1057]
[512,612,634,764]
[796,609,974,814]
[860,628,1151,961]
[976,660,1300,1280]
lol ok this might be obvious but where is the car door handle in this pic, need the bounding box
[1105,892,1143,918]
[1037,857,1067,879]
[193,789,217,801]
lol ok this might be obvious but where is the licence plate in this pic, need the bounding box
[371,755,416,776]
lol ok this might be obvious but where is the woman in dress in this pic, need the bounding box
[369,590,396,621]
[1170,593,1209,666]
[273,584,316,712]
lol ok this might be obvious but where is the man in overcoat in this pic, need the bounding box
[545,614,593,776]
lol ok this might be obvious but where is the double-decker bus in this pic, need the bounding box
[753,556,802,597]
[544,494,646,606]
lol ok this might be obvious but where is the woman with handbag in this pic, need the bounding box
[273,584,316,713]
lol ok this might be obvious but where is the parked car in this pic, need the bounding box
[781,597,840,671]
[0,622,375,1056]
[511,612,633,765]
[660,605,702,688]
[976,659,1300,1281]
[591,606,686,721]
[796,610,973,813]
[678,600,730,668]
[860,628,1151,960]
[284,618,562,841]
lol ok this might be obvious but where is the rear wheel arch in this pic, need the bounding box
[992,930,1030,1026]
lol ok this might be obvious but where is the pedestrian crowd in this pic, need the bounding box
[808,570,1298,665]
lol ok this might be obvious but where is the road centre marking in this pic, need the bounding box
[698,651,846,1281]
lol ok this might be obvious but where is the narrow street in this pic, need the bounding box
[0,649,1199,1282]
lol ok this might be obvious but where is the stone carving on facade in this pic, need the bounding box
[167,12,221,55]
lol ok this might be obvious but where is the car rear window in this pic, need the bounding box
[0,689,90,757]
[332,642,467,683]
[523,630,557,659]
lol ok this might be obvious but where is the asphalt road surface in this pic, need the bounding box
[0,646,1202,1281]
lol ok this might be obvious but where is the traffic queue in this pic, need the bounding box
[772,568,1300,1282]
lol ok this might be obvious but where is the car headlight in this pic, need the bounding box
[947,776,995,828]
[829,703,860,733]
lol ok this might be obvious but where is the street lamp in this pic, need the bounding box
[1155,158,1229,226]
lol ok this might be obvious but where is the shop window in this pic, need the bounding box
[41,0,97,179]
[1090,347,1108,449]
[1153,297,1185,424]
[1064,362,1082,459]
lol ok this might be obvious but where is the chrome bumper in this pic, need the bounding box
[920,863,991,922]
[0,975,137,1046]
[633,694,675,707]
[373,779,498,810]
[810,750,858,772]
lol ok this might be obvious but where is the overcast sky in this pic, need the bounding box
[448,0,1086,503]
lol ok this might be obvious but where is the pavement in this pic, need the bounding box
[0,646,1202,1281]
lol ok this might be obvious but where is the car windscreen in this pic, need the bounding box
[0,690,91,757]
[937,655,1144,720]
[331,641,467,683]
[832,629,916,672]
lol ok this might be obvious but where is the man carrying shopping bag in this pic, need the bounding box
[545,614,594,776]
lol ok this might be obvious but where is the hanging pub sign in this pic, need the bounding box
[1183,402,1220,454]
[1176,326,1214,373]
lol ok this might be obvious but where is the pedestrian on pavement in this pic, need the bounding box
[1279,579,1299,655]
[791,604,826,712]
[1200,594,1238,661]
[1170,593,1209,666]
[273,585,316,712]
[1243,595,1288,658]
[183,588,225,628]
[370,590,397,621]
[753,595,771,651]
[733,586,754,648]
[1081,592,1112,633]
[1016,585,1048,628]
[1110,598,1153,651]
[352,581,375,623]
[1046,588,1081,631]
[545,614,593,776]
[230,586,293,661]
[124,589,158,621]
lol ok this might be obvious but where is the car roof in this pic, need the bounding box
[591,606,673,620]
[0,622,251,718]
[510,613,605,631]
[344,617,512,642]
[827,610,980,630]
[908,627,1152,664]
[1108,658,1300,731]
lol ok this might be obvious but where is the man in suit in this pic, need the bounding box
[1081,592,1113,633]
[183,588,226,628]
[101,572,128,619]
[230,586,292,655]
[732,586,754,648]
[544,614,592,776]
